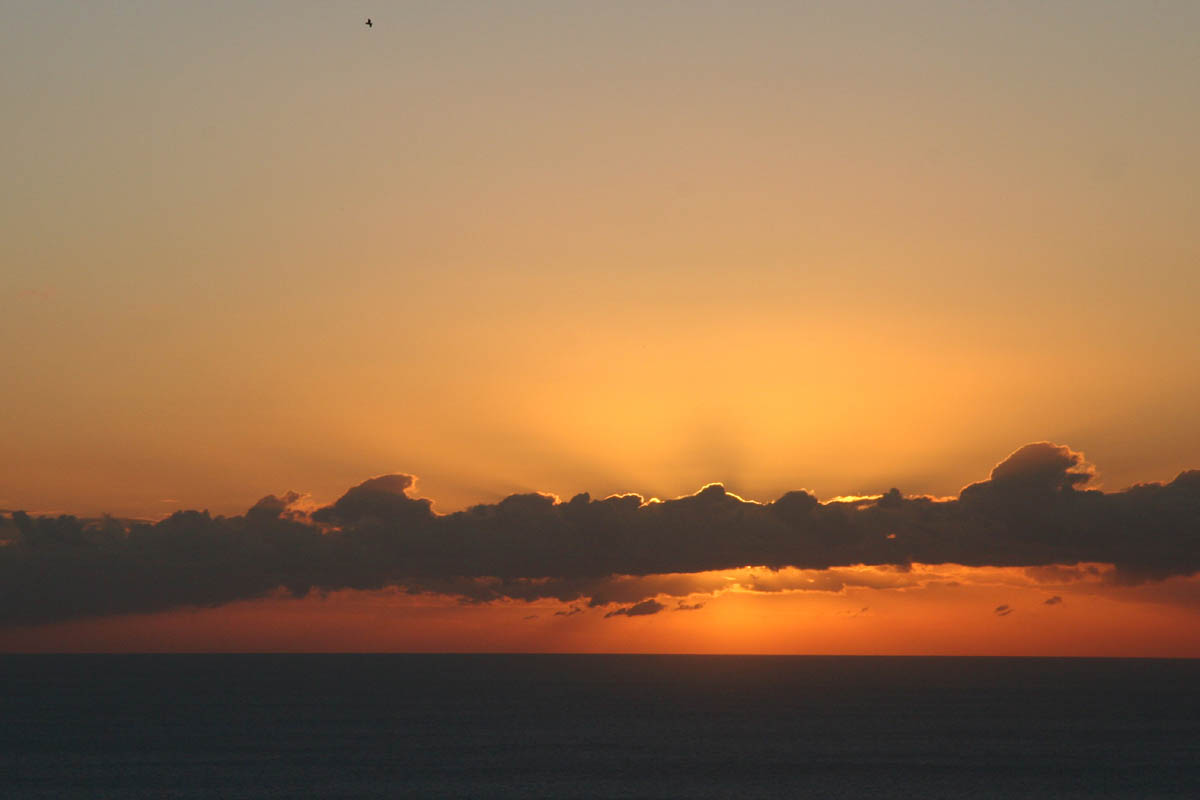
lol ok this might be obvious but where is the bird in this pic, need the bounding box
[365,18,373,28]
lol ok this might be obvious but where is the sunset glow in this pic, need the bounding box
[3,1,1198,656]
[4,564,1197,657]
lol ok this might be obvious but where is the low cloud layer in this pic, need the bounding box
[1,443,1198,626]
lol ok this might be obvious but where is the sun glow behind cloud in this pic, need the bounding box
[4,564,1197,656]
[4,1,1200,521]
[3,2,1200,655]
[3,442,1198,654]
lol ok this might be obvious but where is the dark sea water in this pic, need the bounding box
[2,655,1197,799]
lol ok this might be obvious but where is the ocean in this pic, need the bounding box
[2,654,1197,798]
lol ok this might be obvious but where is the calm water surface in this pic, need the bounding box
[2,654,1197,798]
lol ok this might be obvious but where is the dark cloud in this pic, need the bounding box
[1,442,1199,626]
[246,491,306,523]
[1044,596,1064,606]
[604,600,666,618]
[994,604,1014,616]
[310,475,431,526]
[965,443,1095,497]
[675,601,705,611]
[1025,564,1102,584]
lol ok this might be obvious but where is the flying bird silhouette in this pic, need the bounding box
[365,18,373,28]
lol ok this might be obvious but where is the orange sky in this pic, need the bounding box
[4,1,1199,520]
[5,565,1198,657]
[3,2,1198,654]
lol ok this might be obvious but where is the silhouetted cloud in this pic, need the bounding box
[994,604,1014,616]
[1044,596,1064,606]
[675,601,705,611]
[2,442,1199,626]
[604,600,666,618]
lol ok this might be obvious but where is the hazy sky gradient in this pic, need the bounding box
[4,0,1199,519]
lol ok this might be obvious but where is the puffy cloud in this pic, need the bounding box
[246,491,309,523]
[1,442,1199,626]
[310,475,432,526]
[967,443,1095,496]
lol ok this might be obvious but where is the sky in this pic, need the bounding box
[2,1,1199,654]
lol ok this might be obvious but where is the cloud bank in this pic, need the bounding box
[1,443,1198,626]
